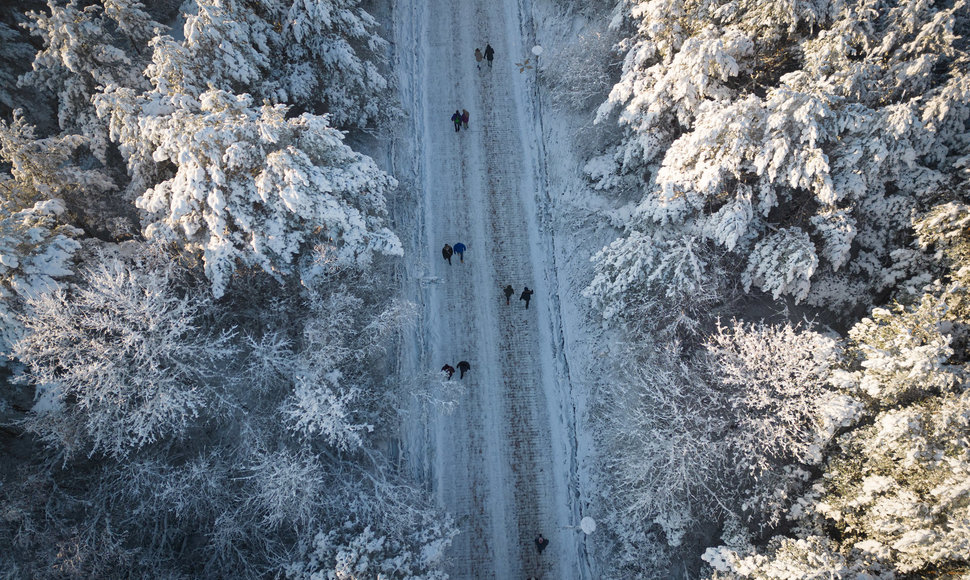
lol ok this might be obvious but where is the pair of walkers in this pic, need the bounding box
[474,43,495,69]
[441,361,471,379]
[442,243,466,264]
[451,109,470,132]
[451,43,494,130]
[503,285,534,308]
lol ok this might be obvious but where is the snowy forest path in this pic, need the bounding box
[392,0,585,577]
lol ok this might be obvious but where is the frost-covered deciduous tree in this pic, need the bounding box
[588,0,969,312]
[701,272,970,577]
[15,247,235,457]
[281,288,416,450]
[596,319,845,562]
[705,320,839,473]
[596,344,730,547]
[541,25,620,112]
[96,81,402,297]
[703,319,849,528]
[176,0,393,127]
[248,448,327,532]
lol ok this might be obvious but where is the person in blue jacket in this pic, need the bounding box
[453,242,466,262]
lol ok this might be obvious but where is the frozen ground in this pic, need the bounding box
[390,0,596,578]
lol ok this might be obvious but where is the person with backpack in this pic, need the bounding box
[457,360,470,379]
[442,244,453,265]
[474,47,483,70]
[503,284,515,305]
[520,286,534,309]
[453,242,466,262]
[451,110,462,132]
[535,534,548,554]
[461,109,470,129]
[441,364,455,379]
[484,43,495,67]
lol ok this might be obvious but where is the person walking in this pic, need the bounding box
[535,534,548,554]
[441,364,455,379]
[484,43,494,67]
[474,47,483,70]
[451,110,462,132]
[503,284,515,305]
[453,242,466,262]
[461,109,470,129]
[457,360,470,379]
[520,286,534,309]
[442,243,453,265]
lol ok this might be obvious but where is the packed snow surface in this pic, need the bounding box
[392,0,591,577]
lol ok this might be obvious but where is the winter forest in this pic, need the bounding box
[0,0,967,578]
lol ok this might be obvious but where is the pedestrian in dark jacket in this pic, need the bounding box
[442,244,453,265]
[441,364,455,379]
[535,534,548,554]
[451,110,462,132]
[520,286,534,309]
[457,360,470,379]
[474,47,483,69]
[461,109,469,129]
[453,242,466,262]
[484,43,494,67]
[503,284,515,305]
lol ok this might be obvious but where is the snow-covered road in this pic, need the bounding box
[392,0,589,577]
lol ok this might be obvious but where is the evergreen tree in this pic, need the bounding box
[96,78,402,298]
[588,0,969,312]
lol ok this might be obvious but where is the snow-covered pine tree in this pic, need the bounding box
[836,295,960,407]
[178,0,393,127]
[286,476,456,580]
[96,71,402,297]
[588,0,969,312]
[584,228,725,336]
[0,112,114,358]
[0,8,37,115]
[741,227,818,303]
[915,201,970,322]
[19,0,161,160]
